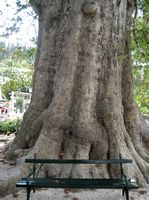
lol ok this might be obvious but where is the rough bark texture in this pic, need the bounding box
[1,0,149,196]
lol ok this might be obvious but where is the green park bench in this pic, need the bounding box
[16,154,139,200]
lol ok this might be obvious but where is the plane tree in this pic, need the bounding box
[1,0,149,196]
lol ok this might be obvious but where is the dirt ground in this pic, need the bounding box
[0,133,149,200]
[0,184,149,200]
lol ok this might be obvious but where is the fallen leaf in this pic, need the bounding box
[139,190,148,195]
[72,198,79,200]
[13,192,19,198]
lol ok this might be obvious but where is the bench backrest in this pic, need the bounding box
[25,154,133,179]
[25,159,132,164]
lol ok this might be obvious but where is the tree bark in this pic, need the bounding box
[1,0,149,196]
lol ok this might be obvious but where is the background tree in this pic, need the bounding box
[0,0,149,196]
[0,44,35,99]
[132,0,149,114]
[0,0,38,45]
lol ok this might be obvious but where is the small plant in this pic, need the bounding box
[0,118,22,134]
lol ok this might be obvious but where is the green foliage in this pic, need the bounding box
[133,65,149,114]
[0,44,36,68]
[132,0,149,114]
[1,80,17,99]
[0,118,22,134]
[1,71,33,100]
[0,43,35,100]
[132,17,149,63]
[132,0,149,63]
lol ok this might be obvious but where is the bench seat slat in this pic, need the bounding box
[16,178,138,189]
[25,159,132,164]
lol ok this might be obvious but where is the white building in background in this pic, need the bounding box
[0,90,32,121]
[0,76,9,99]
[10,91,32,113]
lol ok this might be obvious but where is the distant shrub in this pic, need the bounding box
[0,118,22,134]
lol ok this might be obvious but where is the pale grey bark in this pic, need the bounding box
[1,0,149,196]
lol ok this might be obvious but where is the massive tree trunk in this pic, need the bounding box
[1,0,149,196]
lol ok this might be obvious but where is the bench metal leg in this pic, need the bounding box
[126,189,129,200]
[27,186,31,200]
[122,189,124,196]
[124,188,129,200]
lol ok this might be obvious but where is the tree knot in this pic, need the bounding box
[81,3,97,17]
